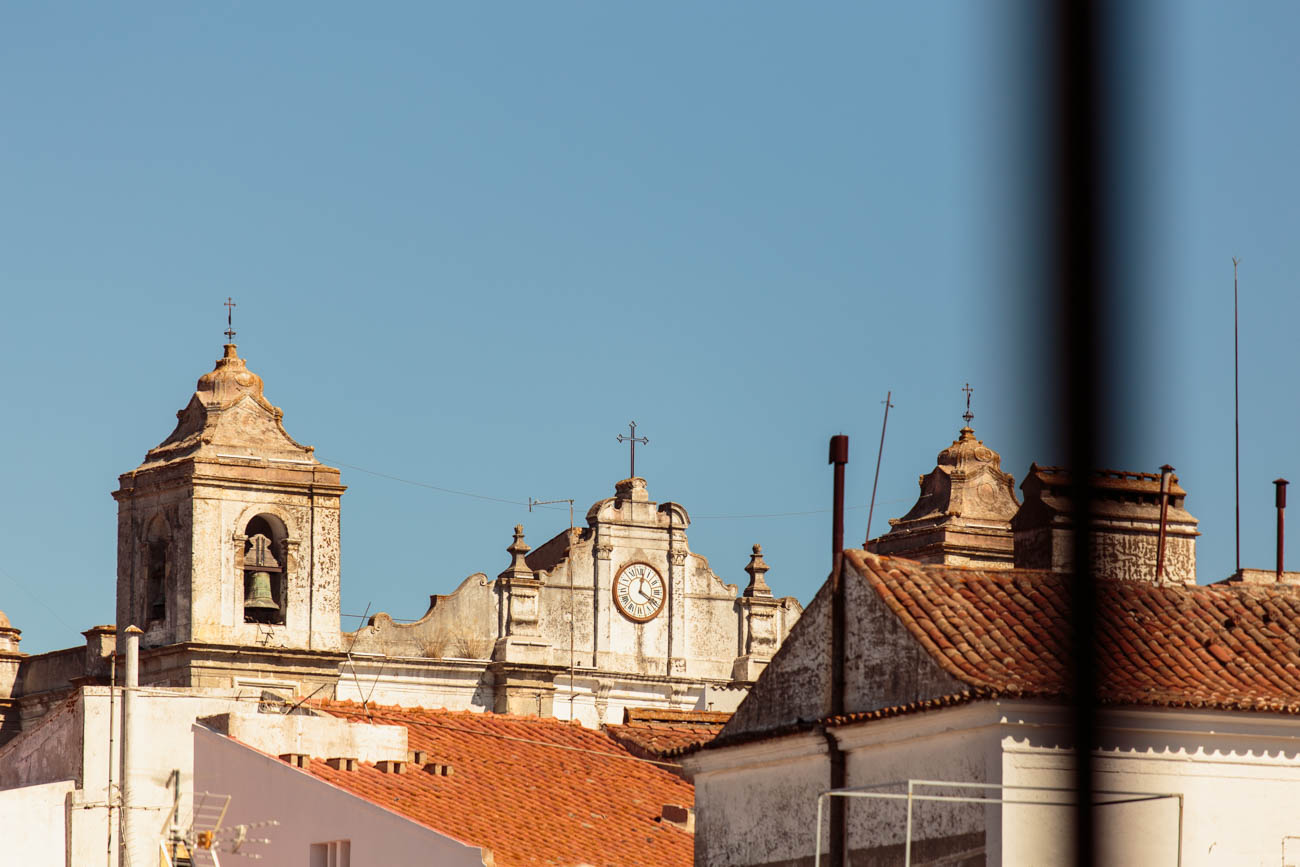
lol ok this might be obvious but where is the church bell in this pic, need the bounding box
[243,531,282,622]
[244,571,279,611]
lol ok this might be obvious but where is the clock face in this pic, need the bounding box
[613,562,666,622]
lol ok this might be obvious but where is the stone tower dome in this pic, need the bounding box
[868,425,1021,569]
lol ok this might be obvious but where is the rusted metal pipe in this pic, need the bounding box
[829,435,848,566]
[827,434,849,866]
[1155,465,1173,582]
[1275,479,1288,579]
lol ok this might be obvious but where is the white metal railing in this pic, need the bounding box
[813,779,1184,867]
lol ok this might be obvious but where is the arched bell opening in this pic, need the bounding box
[144,515,169,625]
[242,514,288,625]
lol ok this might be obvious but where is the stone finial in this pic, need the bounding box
[937,426,1002,471]
[743,544,772,597]
[196,343,266,406]
[615,477,650,503]
[508,524,530,559]
[500,524,533,581]
[0,610,20,654]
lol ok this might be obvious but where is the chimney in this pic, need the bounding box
[279,753,309,769]
[828,435,848,567]
[120,625,143,865]
[661,804,695,832]
[1013,466,1199,583]
[1276,478,1289,579]
[326,757,358,771]
[376,760,406,775]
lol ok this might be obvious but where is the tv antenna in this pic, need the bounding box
[530,497,578,719]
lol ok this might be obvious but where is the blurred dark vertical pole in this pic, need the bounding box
[1048,1,1108,864]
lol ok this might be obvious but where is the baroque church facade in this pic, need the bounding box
[0,339,802,738]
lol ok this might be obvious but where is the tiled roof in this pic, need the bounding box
[604,708,730,761]
[304,701,694,867]
[845,549,1300,713]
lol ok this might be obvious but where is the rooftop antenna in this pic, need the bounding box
[530,497,577,720]
[1233,258,1241,576]
[173,787,280,864]
[864,391,894,546]
[224,297,237,343]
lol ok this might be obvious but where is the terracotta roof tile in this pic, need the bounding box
[604,709,730,761]
[843,550,1300,713]
[303,701,694,867]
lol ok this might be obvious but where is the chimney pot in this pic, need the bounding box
[661,804,695,832]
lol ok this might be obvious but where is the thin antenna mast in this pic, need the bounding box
[865,391,894,545]
[530,497,576,719]
[1234,257,1241,576]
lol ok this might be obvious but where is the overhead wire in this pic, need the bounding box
[318,456,906,521]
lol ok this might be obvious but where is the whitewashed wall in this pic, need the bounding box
[687,700,1300,866]
[0,686,251,867]
[193,726,485,865]
[0,780,75,867]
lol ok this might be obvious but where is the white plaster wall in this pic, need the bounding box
[0,780,75,867]
[209,710,407,763]
[687,703,1000,867]
[999,705,1300,867]
[688,733,831,867]
[692,701,1300,866]
[835,709,1000,861]
[194,726,485,866]
[0,686,255,867]
[335,657,493,713]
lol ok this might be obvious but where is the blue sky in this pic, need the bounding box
[2,4,1297,652]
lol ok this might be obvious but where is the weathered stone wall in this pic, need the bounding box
[347,481,801,684]
[721,559,965,741]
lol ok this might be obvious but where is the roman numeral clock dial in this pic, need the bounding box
[613,562,665,622]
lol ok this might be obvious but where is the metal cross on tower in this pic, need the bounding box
[961,382,974,425]
[224,297,237,343]
[616,421,649,479]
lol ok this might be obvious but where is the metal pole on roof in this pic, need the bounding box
[865,392,894,547]
[814,792,826,867]
[1234,258,1242,577]
[1275,479,1288,580]
[120,625,141,866]
[530,497,576,719]
[827,436,849,866]
[903,779,915,867]
[1155,465,1173,581]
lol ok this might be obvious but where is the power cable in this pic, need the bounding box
[319,456,908,522]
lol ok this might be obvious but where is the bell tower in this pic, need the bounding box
[113,337,345,688]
